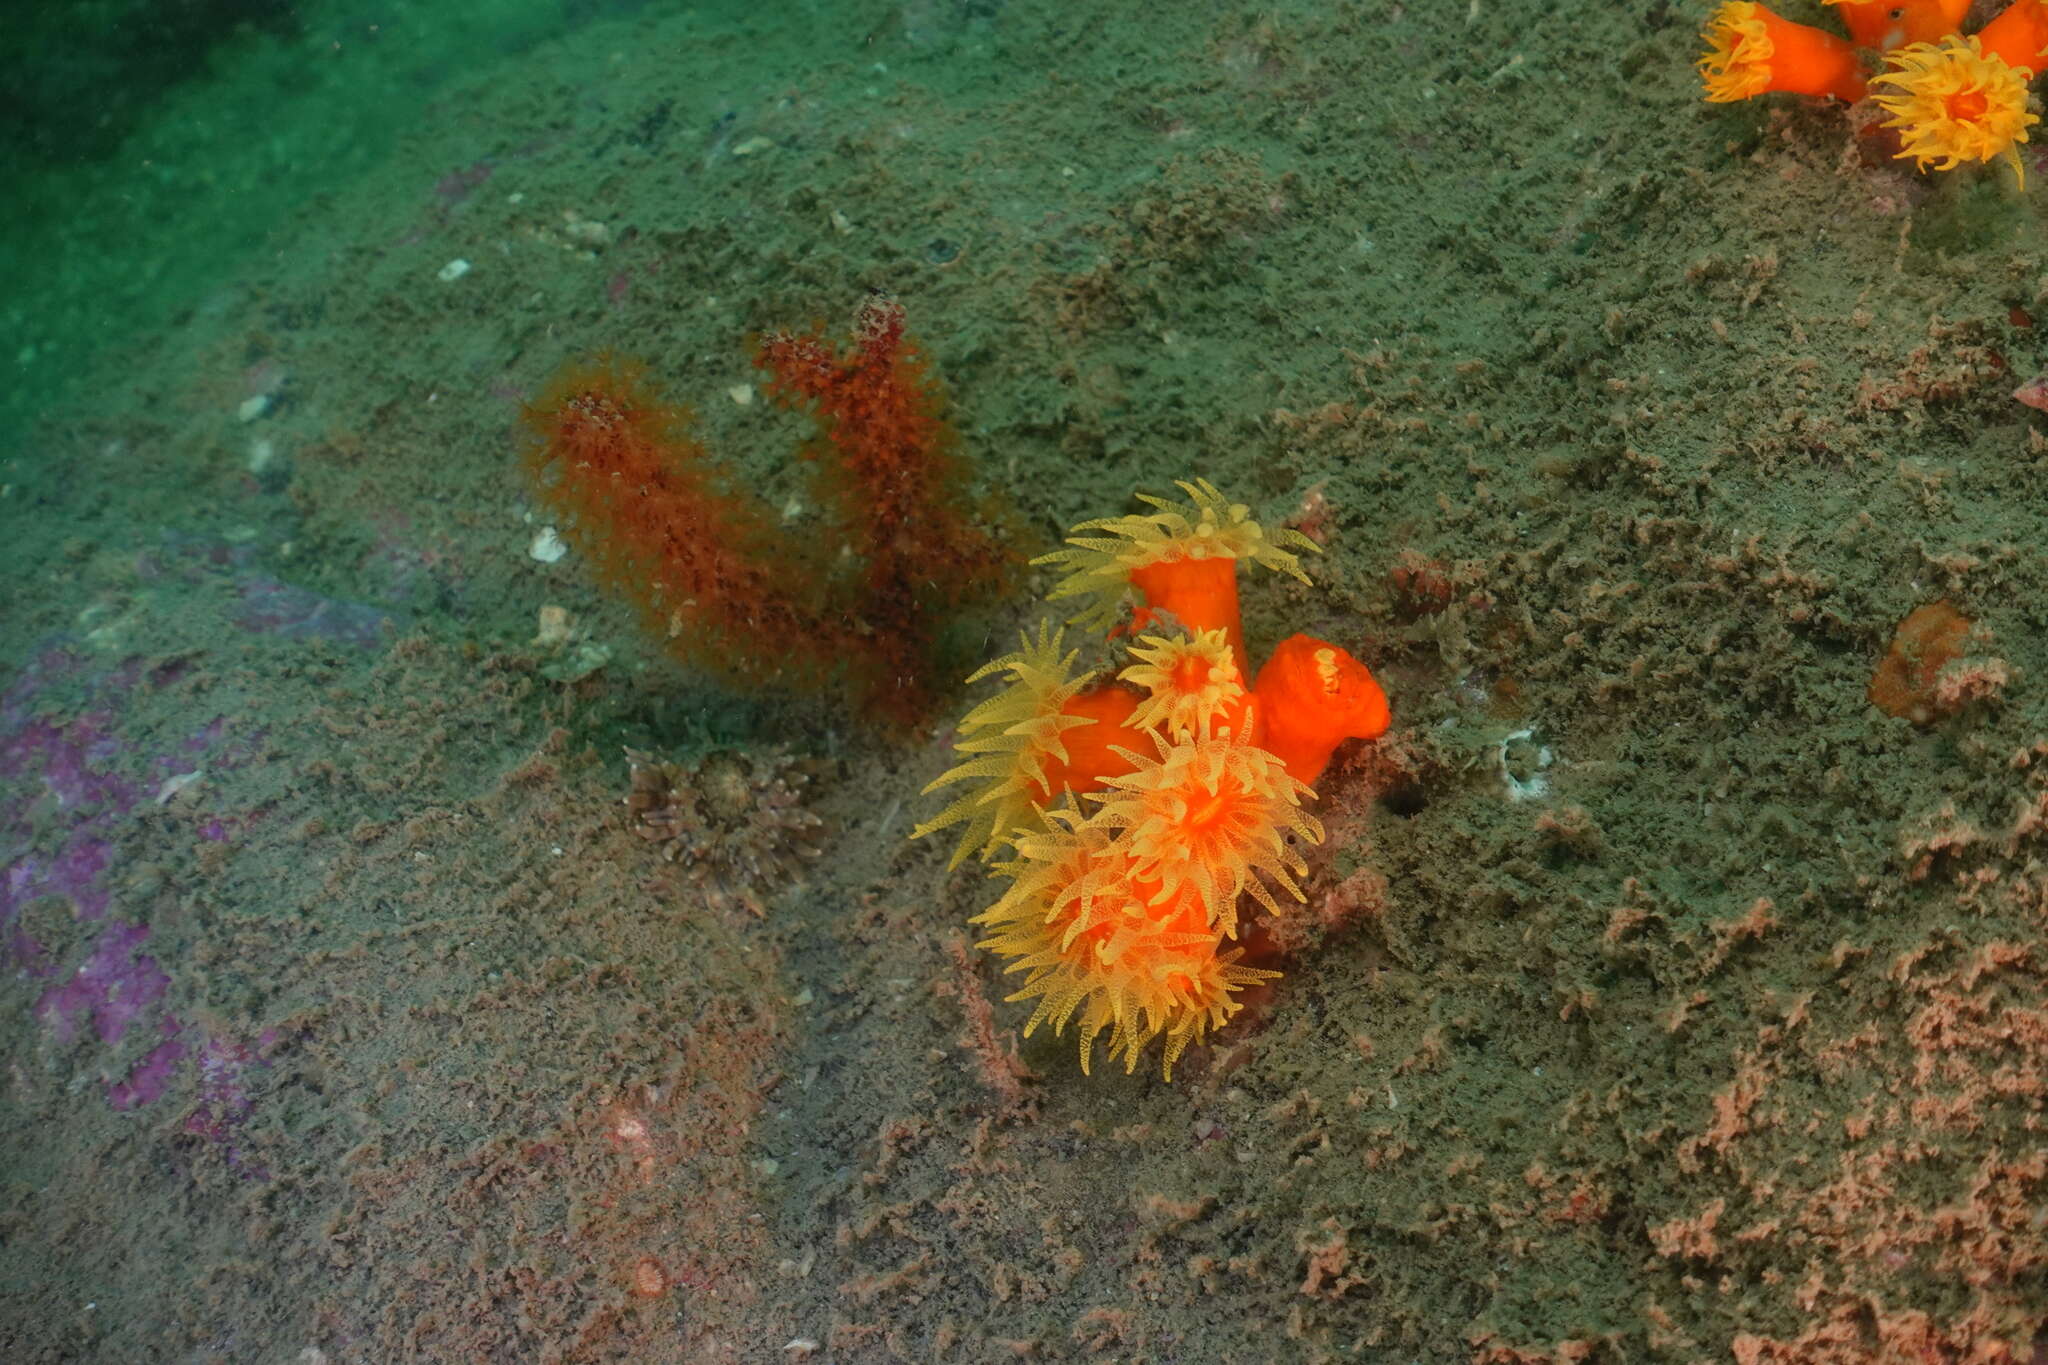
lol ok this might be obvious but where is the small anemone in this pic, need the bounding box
[625,746,824,917]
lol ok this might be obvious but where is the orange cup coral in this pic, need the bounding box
[973,814,1278,1078]
[916,479,1392,1078]
[1089,729,1322,940]
[1699,2,1869,103]
[1118,627,1251,741]
[1873,34,2039,184]
[1978,0,2048,76]
[1823,0,1967,53]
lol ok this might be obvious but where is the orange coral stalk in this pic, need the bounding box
[1252,634,1391,786]
[1130,555,1250,672]
[1823,0,1967,52]
[1700,2,1868,103]
[1978,0,2048,76]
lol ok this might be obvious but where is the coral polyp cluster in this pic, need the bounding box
[1698,0,2048,185]
[917,480,1391,1079]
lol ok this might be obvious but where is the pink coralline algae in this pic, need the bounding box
[2,658,142,974]
[182,1033,272,1178]
[106,1017,188,1112]
[1,646,274,1165]
[3,533,413,1177]
[34,918,170,1050]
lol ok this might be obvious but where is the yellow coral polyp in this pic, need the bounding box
[1699,2,1781,102]
[1120,628,1247,740]
[912,621,1091,867]
[1873,36,2038,185]
[1088,729,1322,940]
[1034,478,1316,633]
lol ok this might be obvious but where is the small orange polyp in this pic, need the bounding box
[1825,0,1967,52]
[1701,2,1869,103]
[1978,0,2048,76]
[1252,634,1391,786]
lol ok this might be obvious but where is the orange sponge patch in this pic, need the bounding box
[1869,601,1973,725]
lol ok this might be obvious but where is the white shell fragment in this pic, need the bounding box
[1497,727,1554,803]
[528,526,568,563]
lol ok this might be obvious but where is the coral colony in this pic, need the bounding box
[1700,0,2048,183]
[916,481,1391,1079]
[520,295,1010,723]
[526,304,1394,1080]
